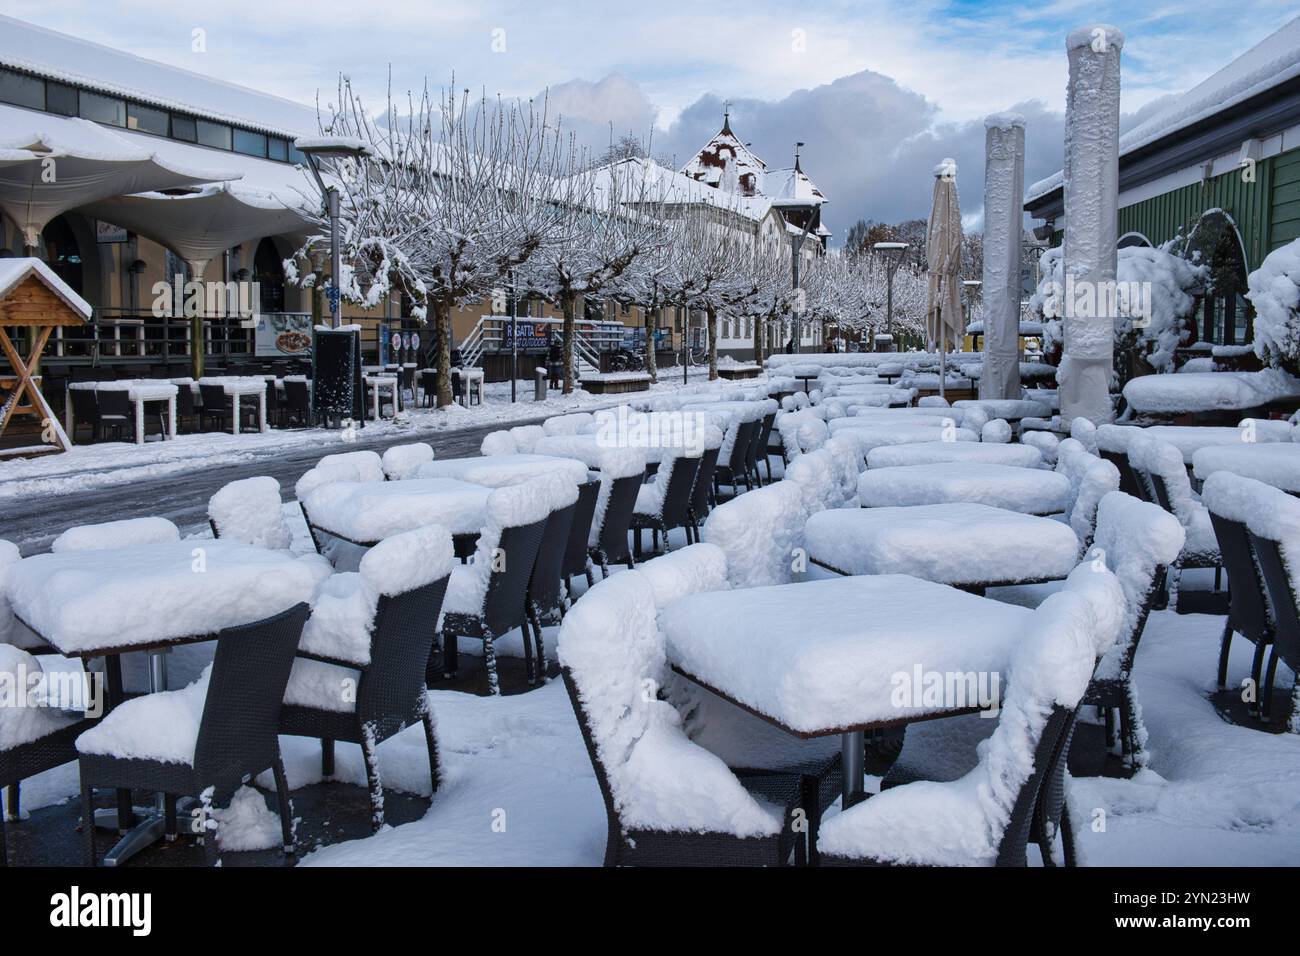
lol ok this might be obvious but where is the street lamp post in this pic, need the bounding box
[296,137,371,328]
[873,241,908,350]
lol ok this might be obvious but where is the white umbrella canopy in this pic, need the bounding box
[926,158,964,396]
[0,104,239,250]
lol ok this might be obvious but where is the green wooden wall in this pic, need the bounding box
[1116,146,1300,271]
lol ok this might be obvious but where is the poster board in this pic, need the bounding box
[256,312,313,358]
[312,328,362,424]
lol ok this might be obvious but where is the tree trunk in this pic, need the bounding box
[561,293,576,395]
[753,313,763,365]
[706,305,719,381]
[435,299,453,408]
[644,306,658,383]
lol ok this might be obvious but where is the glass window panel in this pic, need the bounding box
[233,128,267,157]
[267,137,288,162]
[0,69,44,109]
[79,90,126,126]
[171,114,197,142]
[196,120,232,150]
[127,102,169,136]
[46,82,77,116]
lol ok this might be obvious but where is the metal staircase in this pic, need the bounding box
[458,314,621,377]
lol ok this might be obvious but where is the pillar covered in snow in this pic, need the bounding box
[1060,24,1123,426]
[980,112,1025,402]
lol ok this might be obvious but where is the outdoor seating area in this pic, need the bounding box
[4,367,1299,870]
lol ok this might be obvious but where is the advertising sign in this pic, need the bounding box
[255,312,313,357]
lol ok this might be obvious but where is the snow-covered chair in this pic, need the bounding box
[701,481,808,589]
[1,642,93,864]
[50,517,179,553]
[380,442,433,480]
[588,449,645,576]
[542,412,595,437]
[296,451,385,500]
[207,476,291,549]
[0,540,45,653]
[981,419,1011,443]
[524,474,581,663]
[77,602,311,865]
[561,475,602,595]
[280,525,453,828]
[713,418,757,499]
[685,426,724,544]
[1127,435,1222,608]
[479,430,516,456]
[1204,473,1300,723]
[785,447,845,514]
[1054,438,1121,554]
[508,424,545,453]
[556,559,816,866]
[775,409,828,463]
[1020,430,1059,466]
[818,563,1125,867]
[631,447,701,557]
[438,480,554,695]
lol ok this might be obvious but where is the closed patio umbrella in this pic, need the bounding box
[925,158,964,398]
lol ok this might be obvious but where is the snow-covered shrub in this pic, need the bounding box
[981,419,1011,444]
[208,476,291,549]
[555,570,780,837]
[1031,244,1207,375]
[1247,237,1300,376]
[701,481,807,589]
[381,442,434,479]
[51,517,179,553]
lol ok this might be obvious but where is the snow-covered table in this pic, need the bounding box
[659,575,1030,806]
[416,453,589,488]
[866,441,1044,469]
[198,376,268,434]
[952,398,1051,422]
[66,381,179,445]
[6,539,325,864]
[857,462,1072,514]
[804,503,1079,588]
[363,374,400,420]
[1122,370,1300,416]
[1191,443,1300,494]
[531,434,662,468]
[302,477,493,545]
[826,421,980,453]
[1097,423,1293,463]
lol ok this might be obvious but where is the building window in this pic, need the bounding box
[288,145,307,166]
[171,115,197,142]
[79,90,126,126]
[1189,211,1251,347]
[127,102,169,136]
[0,68,43,109]
[267,137,288,162]
[45,81,77,116]
[196,120,232,150]
[233,128,267,157]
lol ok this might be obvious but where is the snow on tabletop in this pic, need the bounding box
[555,570,779,838]
[303,477,491,541]
[7,542,328,654]
[1192,442,1300,492]
[0,643,79,749]
[1122,370,1300,414]
[857,462,1072,514]
[867,441,1044,470]
[542,412,596,437]
[50,516,179,553]
[660,574,1031,733]
[295,450,384,499]
[444,477,565,616]
[381,442,434,480]
[981,419,1012,443]
[804,503,1079,585]
[208,476,291,549]
[816,566,1123,865]
[198,376,268,396]
[416,453,588,489]
[589,447,647,547]
[827,422,979,452]
[701,481,808,589]
[952,398,1049,420]
[1090,491,1185,683]
[213,785,283,852]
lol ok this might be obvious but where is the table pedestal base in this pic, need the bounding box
[841,730,865,809]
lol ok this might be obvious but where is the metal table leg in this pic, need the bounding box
[841,730,865,810]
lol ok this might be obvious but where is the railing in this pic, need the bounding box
[458,315,625,374]
[37,310,312,363]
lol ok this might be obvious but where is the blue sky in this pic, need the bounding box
[2,0,1296,231]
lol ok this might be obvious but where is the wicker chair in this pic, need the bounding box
[199,383,257,432]
[1208,512,1273,695]
[436,486,550,696]
[281,577,449,829]
[712,419,757,500]
[68,388,105,443]
[561,478,601,596]
[756,412,778,483]
[94,388,134,442]
[684,446,721,544]
[1250,531,1300,723]
[588,473,641,576]
[77,603,310,866]
[630,453,700,557]
[524,488,579,681]
[744,416,767,488]
[283,380,311,428]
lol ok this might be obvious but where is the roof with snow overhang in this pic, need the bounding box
[680,115,768,197]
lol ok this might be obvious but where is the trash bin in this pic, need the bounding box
[534,367,548,401]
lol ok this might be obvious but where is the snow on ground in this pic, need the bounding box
[0,372,717,501]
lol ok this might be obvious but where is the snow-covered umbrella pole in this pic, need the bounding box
[1060,24,1124,426]
[980,113,1025,401]
[925,159,963,398]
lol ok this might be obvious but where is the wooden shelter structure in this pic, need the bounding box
[0,258,91,455]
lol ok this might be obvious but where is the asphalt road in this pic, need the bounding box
[0,416,547,555]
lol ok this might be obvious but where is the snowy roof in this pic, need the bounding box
[766,164,827,207]
[0,14,319,138]
[613,157,777,223]
[1027,15,1300,204]
[679,117,768,196]
[0,257,91,318]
